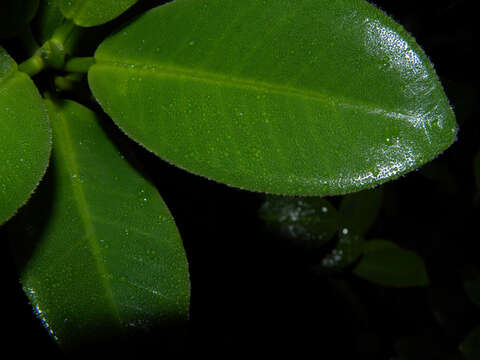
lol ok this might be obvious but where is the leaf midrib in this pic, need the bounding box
[92,59,420,122]
[52,101,123,327]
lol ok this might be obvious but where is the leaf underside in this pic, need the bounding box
[0,46,51,225]
[89,0,457,196]
[7,99,190,350]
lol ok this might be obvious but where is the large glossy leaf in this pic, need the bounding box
[7,99,190,350]
[0,0,40,38]
[353,239,429,287]
[58,0,138,27]
[0,46,51,225]
[89,0,457,196]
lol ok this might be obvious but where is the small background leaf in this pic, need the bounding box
[7,98,189,351]
[319,231,364,270]
[0,0,40,38]
[0,46,51,225]
[58,0,138,27]
[339,187,383,235]
[353,239,429,287]
[259,195,339,250]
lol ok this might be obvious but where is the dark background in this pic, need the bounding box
[2,0,476,358]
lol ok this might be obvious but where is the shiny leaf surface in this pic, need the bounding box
[89,0,457,195]
[58,0,138,27]
[0,0,40,38]
[259,195,339,248]
[7,99,189,349]
[353,239,429,287]
[0,46,51,225]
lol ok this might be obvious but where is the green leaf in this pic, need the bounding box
[32,0,64,44]
[7,99,190,350]
[339,187,383,235]
[0,0,40,38]
[0,46,51,225]
[58,0,138,27]
[320,231,364,270]
[460,326,480,360]
[259,195,339,248]
[88,0,457,196]
[353,239,429,287]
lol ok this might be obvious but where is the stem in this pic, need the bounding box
[50,20,76,48]
[63,57,95,73]
[54,73,84,92]
[18,20,83,76]
[18,53,45,77]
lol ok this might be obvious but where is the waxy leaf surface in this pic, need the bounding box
[353,239,429,287]
[89,0,457,195]
[8,99,190,349]
[58,0,138,27]
[0,46,51,225]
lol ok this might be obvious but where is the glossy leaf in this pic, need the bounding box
[0,0,40,38]
[89,0,457,196]
[7,99,190,349]
[0,46,51,225]
[353,239,429,287]
[460,326,480,360]
[339,187,383,235]
[58,0,138,27]
[259,195,339,248]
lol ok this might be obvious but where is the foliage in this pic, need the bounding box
[0,0,475,358]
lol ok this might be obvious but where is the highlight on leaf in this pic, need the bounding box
[89,0,457,196]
